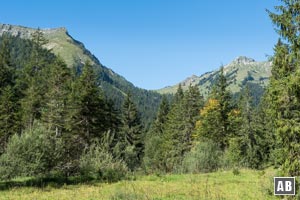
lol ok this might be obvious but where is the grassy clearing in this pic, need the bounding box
[0,168,276,200]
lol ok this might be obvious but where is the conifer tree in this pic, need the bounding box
[41,58,71,136]
[150,95,170,136]
[0,35,19,153]
[0,35,14,88]
[266,0,300,176]
[20,30,50,130]
[196,67,232,150]
[230,85,263,168]
[162,85,202,172]
[118,93,143,169]
[0,86,18,154]
[143,95,169,172]
[67,61,107,144]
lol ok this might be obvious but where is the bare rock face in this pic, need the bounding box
[181,75,198,86]
[0,23,66,39]
[231,56,256,65]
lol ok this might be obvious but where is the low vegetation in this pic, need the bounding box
[0,168,275,200]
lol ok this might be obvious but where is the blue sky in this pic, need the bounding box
[1,0,279,89]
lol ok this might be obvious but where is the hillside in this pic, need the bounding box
[158,56,272,102]
[0,23,161,125]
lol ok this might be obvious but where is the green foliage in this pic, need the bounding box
[143,135,165,173]
[143,96,170,173]
[0,123,63,180]
[0,34,14,88]
[160,85,203,172]
[229,85,264,169]
[0,35,20,153]
[232,167,240,176]
[79,142,128,182]
[67,61,110,144]
[42,57,71,136]
[181,140,222,173]
[266,0,300,176]
[195,67,232,150]
[0,85,19,154]
[18,32,56,130]
[117,93,144,170]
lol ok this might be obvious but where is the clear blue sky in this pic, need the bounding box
[1,0,279,90]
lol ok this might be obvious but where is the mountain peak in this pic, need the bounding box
[181,74,199,86]
[231,56,255,65]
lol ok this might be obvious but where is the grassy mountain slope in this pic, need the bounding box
[0,23,161,125]
[158,56,271,101]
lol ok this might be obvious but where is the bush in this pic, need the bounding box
[232,167,240,176]
[181,140,222,173]
[143,135,165,173]
[225,137,263,169]
[79,142,128,182]
[0,123,64,180]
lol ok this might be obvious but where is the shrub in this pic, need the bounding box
[0,123,64,180]
[181,140,222,173]
[232,167,240,176]
[143,135,165,173]
[79,142,128,182]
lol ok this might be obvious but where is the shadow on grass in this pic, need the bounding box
[0,175,102,191]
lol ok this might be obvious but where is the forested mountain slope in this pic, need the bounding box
[0,23,161,125]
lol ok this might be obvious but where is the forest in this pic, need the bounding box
[0,1,300,199]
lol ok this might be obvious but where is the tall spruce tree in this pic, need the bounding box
[0,35,19,153]
[162,85,202,172]
[41,58,71,136]
[0,35,14,88]
[230,85,264,168]
[118,93,143,169]
[20,30,50,131]
[143,95,170,172]
[67,61,108,144]
[196,67,232,150]
[267,0,300,176]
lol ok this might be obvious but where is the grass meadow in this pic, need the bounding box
[0,168,276,200]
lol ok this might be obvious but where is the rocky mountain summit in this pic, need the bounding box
[158,56,272,102]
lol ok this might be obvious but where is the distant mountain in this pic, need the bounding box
[0,23,161,126]
[157,56,272,103]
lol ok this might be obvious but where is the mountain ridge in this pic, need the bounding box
[157,56,272,101]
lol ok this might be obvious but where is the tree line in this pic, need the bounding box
[0,0,299,182]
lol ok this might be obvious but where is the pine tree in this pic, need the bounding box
[230,85,264,168]
[0,86,18,154]
[41,58,71,136]
[266,0,300,176]
[0,35,19,153]
[196,67,232,150]
[20,30,50,130]
[0,35,14,88]
[182,85,203,145]
[30,28,49,67]
[150,95,170,136]
[67,61,108,144]
[143,95,170,172]
[118,93,143,169]
[162,85,202,172]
